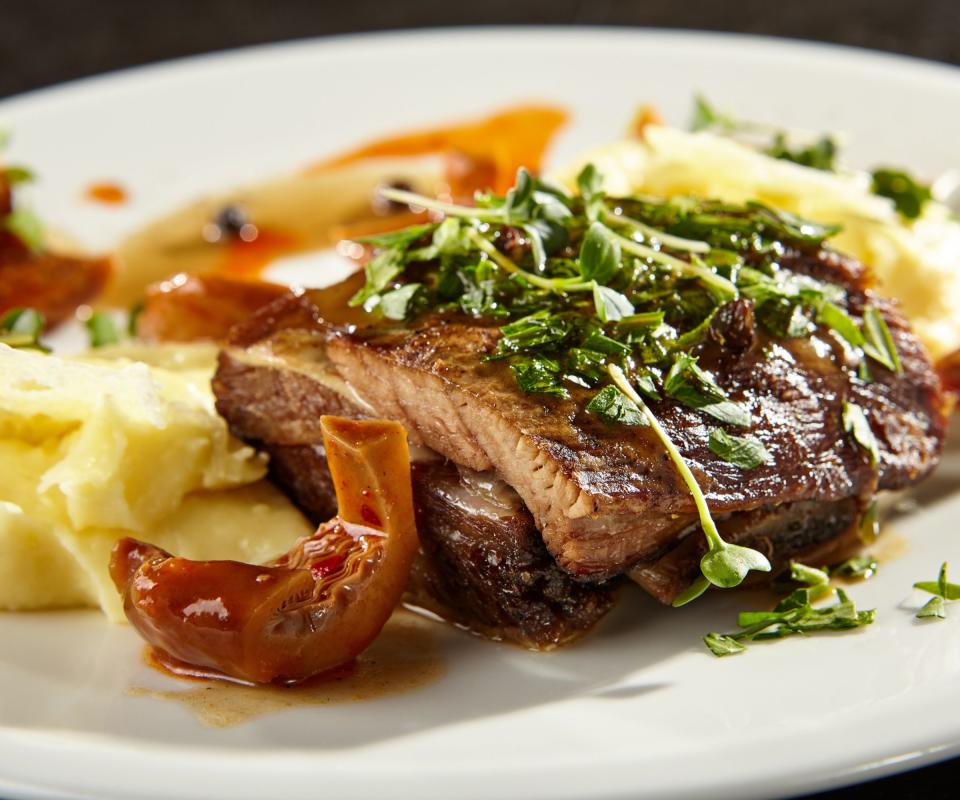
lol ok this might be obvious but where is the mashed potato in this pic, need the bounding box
[556,126,960,360]
[0,343,312,621]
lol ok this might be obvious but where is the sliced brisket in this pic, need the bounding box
[213,246,945,608]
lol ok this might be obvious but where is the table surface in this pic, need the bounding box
[1,1,958,798]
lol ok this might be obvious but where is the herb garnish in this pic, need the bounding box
[607,365,771,604]
[914,563,960,620]
[871,168,932,220]
[2,136,44,251]
[0,308,48,351]
[353,166,891,600]
[704,561,875,656]
[689,95,838,172]
[842,401,880,466]
[690,96,934,218]
[767,132,838,172]
[861,305,903,374]
[708,428,772,470]
[85,311,120,348]
[833,555,878,580]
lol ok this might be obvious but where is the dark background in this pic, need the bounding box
[2,1,958,798]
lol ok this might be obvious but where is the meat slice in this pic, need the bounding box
[631,498,864,603]
[214,246,945,601]
[214,342,616,648]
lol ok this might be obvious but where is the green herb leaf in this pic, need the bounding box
[407,218,471,261]
[690,95,740,133]
[85,312,120,348]
[842,401,880,466]
[673,308,717,349]
[592,283,634,323]
[493,310,572,356]
[663,353,724,402]
[664,354,752,427]
[616,311,665,331]
[701,543,773,589]
[586,385,646,426]
[871,168,932,220]
[127,300,145,337]
[817,301,864,348]
[703,632,747,657]
[914,562,960,601]
[673,575,711,607]
[349,247,406,307]
[708,428,772,469]
[582,331,631,357]
[503,167,534,221]
[767,133,837,172]
[703,580,875,657]
[916,596,946,620]
[4,207,43,252]
[576,163,605,223]
[833,555,878,580]
[4,165,34,185]
[0,307,47,351]
[745,201,842,245]
[791,561,830,587]
[511,356,567,398]
[379,283,422,320]
[579,222,621,284]
[353,223,435,248]
[861,305,902,374]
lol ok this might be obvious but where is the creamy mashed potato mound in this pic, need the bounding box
[0,342,312,621]
[556,125,960,360]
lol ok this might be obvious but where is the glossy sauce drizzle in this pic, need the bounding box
[127,611,444,727]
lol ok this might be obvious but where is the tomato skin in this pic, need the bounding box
[110,417,418,685]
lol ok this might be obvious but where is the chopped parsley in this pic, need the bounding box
[704,561,875,656]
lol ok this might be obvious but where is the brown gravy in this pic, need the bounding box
[128,611,445,727]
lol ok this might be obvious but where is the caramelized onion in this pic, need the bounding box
[109,416,418,684]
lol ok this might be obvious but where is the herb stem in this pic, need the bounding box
[607,229,739,301]
[608,364,723,549]
[377,187,504,223]
[600,207,710,253]
[465,228,592,293]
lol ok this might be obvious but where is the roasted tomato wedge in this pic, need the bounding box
[109,416,418,684]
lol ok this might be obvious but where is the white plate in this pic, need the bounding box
[2,28,960,800]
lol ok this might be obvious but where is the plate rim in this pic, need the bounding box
[1,25,959,800]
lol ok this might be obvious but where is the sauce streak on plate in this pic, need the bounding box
[127,611,445,727]
[85,182,128,205]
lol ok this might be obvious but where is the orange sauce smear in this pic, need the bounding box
[219,227,301,277]
[309,104,568,197]
[85,181,128,205]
